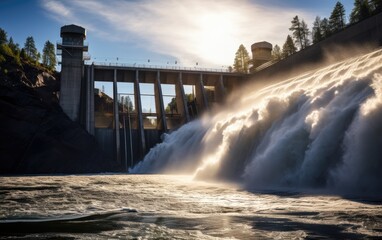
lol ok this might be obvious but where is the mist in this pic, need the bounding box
[130,48,382,197]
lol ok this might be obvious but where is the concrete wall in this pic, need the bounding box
[60,60,83,122]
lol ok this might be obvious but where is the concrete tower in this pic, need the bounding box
[57,24,88,122]
[251,41,272,69]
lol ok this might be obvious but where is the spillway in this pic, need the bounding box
[131,49,382,197]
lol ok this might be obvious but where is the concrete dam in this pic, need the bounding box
[57,25,249,170]
[85,64,245,170]
[57,12,382,171]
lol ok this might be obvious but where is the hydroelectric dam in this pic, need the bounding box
[57,12,382,171]
[57,25,249,170]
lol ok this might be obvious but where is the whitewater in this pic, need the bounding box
[131,49,382,197]
[2,49,382,239]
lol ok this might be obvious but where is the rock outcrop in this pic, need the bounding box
[0,50,119,174]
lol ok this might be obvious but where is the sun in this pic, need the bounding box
[193,11,240,66]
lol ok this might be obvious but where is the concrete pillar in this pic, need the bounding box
[85,64,95,135]
[85,66,91,133]
[154,71,167,131]
[175,72,190,123]
[214,74,226,103]
[113,68,121,164]
[195,73,209,112]
[134,70,146,158]
[89,64,95,135]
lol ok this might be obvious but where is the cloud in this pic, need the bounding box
[41,0,313,67]
[43,0,71,17]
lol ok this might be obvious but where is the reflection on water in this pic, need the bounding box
[0,175,381,239]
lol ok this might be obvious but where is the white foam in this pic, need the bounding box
[130,49,382,196]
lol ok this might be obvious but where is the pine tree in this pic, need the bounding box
[312,16,323,44]
[8,37,20,54]
[320,18,331,38]
[20,48,27,60]
[350,0,371,24]
[0,28,7,45]
[289,16,310,50]
[301,20,311,48]
[125,96,134,112]
[370,0,382,13]
[282,35,297,58]
[233,44,250,73]
[289,15,304,50]
[42,40,56,70]
[329,1,346,32]
[24,36,39,62]
[271,44,282,60]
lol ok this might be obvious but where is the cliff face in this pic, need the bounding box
[0,51,119,174]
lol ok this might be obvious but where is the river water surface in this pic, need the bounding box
[2,49,382,239]
[1,174,381,239]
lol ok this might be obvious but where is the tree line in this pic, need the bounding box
[233,0,382,73]
[0,27,56,71]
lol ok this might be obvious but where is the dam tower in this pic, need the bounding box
[57,24,88,122]
[251,41,272,69]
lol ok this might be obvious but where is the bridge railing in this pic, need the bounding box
[90,61,232,73]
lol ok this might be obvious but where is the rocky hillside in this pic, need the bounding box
[0,44,119,174]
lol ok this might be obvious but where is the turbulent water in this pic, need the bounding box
[2,50,382,239]
[1,175,382,239]
[131,49,382,197]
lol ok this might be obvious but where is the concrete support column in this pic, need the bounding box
[195,73,209,113]
[89,64,95,135]
[215,74,226,103]
[113,68,121,164]
[85,65,91,133]
[134,70,146,158]
[85,64,95,135]
[175,72,190,123]
[154,71,167,131]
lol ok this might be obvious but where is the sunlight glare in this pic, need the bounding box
[193,11,239,65]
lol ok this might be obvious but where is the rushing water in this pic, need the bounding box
[2,50,382,239]
[131,49,382,198]
[1,174,382,239]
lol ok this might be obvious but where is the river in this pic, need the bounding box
[2,47,382,239]
[1,174,381,239]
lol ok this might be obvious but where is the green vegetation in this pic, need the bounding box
[329,1,347,33]
[0,27,57,78]
[42,40,56,71]
[166,97,177,114]
[289,16,310,50]
[24,36,40,63]
[271,44,282,61]
[0,28,7,45]
[165,93,195,114]
[268,0,382,64]
[350,0,366,23]
[350,0,372,23]
[233,44,250,73]
[119,95,134,113]
[281,35,297,58]
[0,34,22,77]
[312,16,324,44]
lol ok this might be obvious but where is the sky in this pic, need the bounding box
[0,0,355,70]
